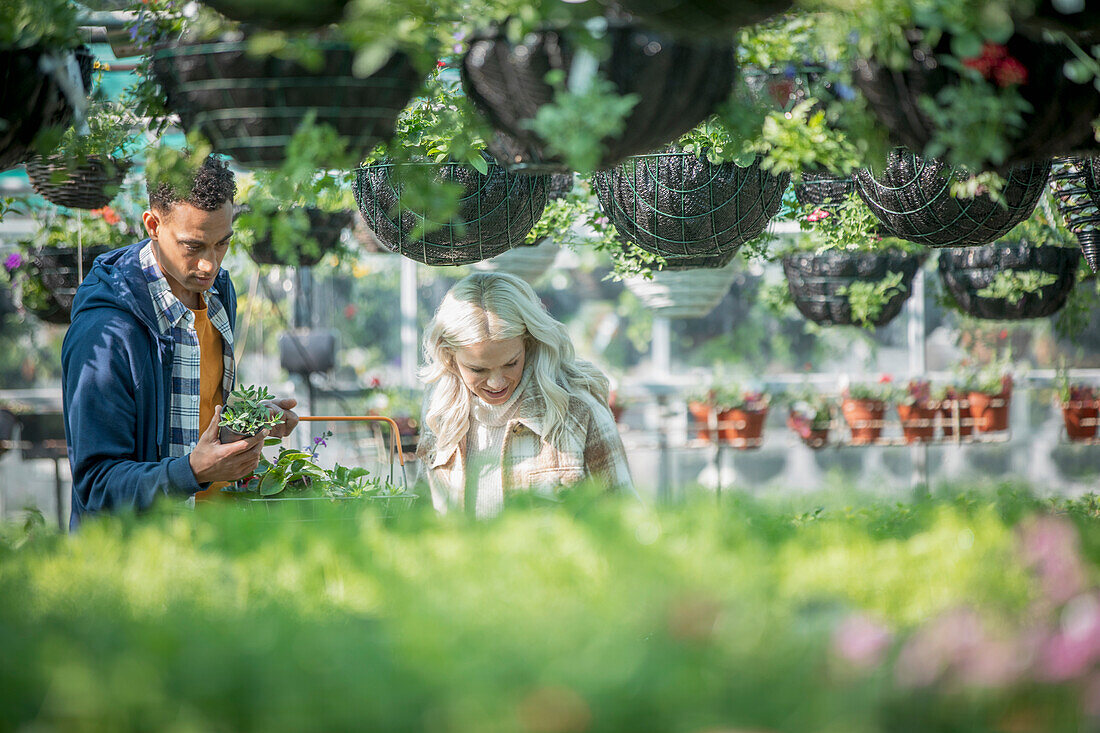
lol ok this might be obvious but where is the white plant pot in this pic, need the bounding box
[624,261,737,319]
[472,237,559,282]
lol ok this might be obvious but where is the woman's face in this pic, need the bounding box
[452,337,526,405]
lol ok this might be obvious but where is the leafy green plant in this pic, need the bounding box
[837,271,907,328]
[524,183,582,245]
[975,270,1058,305]
[963,360,1014,396]
[844,375,895,402]
[711,384,768,410]
[0,0,81,47]
[219,384,283,438]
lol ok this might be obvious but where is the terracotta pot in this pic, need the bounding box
[968,391,1011,433]
[716,404,768,449]
[841,398,885,444]
[688,400,714,441]
[938,398,973,438]
[1062,401,1099,441]
[897,402,937,443]
[802,427,829,449]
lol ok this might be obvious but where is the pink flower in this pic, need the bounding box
[806,208,831,223]
[1018,515,1087,606]
[832,614,893,670]
[369,376,381,388]
[878,374,893,384]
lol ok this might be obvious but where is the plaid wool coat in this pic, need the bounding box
[417,387,634,514]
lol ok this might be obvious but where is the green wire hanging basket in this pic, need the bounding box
[782,250,921,328]
[23,245,110,325]
[152,42,422,168]
[1049,157,1100,272]
[460,22,735,172]
[354,157,550,266]
[938,242,1078,320]
[247,209,353,267]
[793,172,854,209]
[591,152,788,268]
[0,46,93,172]
[25,155,130,210]
[853,149,1049,248]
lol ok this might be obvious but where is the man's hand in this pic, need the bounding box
[265,397,299,439]
[189,405,268,484]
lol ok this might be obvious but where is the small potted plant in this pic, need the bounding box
[1055,371,1098,442]
[785,391,832,449]
[965,366,1013,433]
[840,376,893,445]
[686,387,716,442]
[933,385,972,439]
[896,379,936,443]
[712,384,769,449]
[218,384,285,443]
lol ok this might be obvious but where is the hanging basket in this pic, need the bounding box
[460,22,735,172]
[152,42,422,167]
[853,149,1049,248]
[782,250,921,328]
[591,152,788,266]
[24,154,130,210]
[1049,157,1100,272]
[23,245,110,325]
[353,158,550,266]
[548,173,574,201]
[471,236,559,282]
[793,171,855,208]
[248,208,353,267]
[200,0,350,29]
[853,31,1100,170]
[597,0,792,37]
[623,258,738,318]
[938,242,1078,320]
[0,45,94,173]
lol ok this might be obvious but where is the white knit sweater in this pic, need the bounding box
[464,376,527,519]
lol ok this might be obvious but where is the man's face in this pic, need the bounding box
[142,201,232,308]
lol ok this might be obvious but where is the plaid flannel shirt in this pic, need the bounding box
[418,387,635,514]
[140,243,235,458]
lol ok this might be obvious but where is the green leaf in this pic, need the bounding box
[264,437,283,447]
[468,154,489,176]
[950,33,983,59]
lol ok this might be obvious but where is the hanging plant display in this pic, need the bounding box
[25,155,131,210]
[354,156,550,266]
[853,149,1049,248]
[793,172,855,209]
[460,21,735,173]
[596,0,791,37]
[782,250,921,329]
[246,208,352,267]
[200,0,350,30]
[20,245,111,324]
[0,45,94,172]
[623,258,739,319]
[852,30,1100,172]
[938,244,1078,321]
[1049,157,1100,272]
[591,152,788,268]
[152,41,422,167]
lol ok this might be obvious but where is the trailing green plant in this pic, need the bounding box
[975,269,1059,305]
[219,384,283,438]
[789,193,922,255]
[837,271,908,328]
[524,186,583,245]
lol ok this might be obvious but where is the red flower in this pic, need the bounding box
[962,43,1027,87]
[91,206,121,225]
[369,376,381,388]
[436,60,446,68]
[999,329,1008,340]
[343,304,357,320]
[994,57,1028,87]
[806,208,831,223]
[878,374,893,384]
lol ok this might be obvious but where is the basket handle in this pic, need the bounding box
[299,415,407,468]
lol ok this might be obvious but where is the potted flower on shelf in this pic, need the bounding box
[712,384,769,449]
[840,376,893,445]
[686,387,716,442]
[785,390,832,449]
[964,365,1013,434]
[896,379,936,443]
[1055,371,1098,442]
[933,384,972,439]
[218,384,285,444]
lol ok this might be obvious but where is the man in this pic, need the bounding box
[62,154,298,529]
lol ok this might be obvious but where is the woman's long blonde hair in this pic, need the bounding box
[421,272,610,456]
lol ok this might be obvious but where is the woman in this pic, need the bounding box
[418,272,633,517]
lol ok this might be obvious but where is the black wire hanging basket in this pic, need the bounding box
[591,152,788,268]
[24,155,130,210]
[852,149,1049,248]
[1049,157,1100,272]
[938,242,1078,320]
[460,22,735,172]
[152,42,422,167]
[596,0,792,37]
[0,46,94,173]
[247,208,353,267]
[200,0,350,30]
[853,31,1100,171]
[793,171,855,209]
[23,245,110,325]
[354,157,550,266]
[782,250,922,328]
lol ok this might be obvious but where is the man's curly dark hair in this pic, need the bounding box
[147,154,236,214]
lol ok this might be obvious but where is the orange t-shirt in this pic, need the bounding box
[189,301,227,502]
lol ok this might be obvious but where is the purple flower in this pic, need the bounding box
[313,436,328,448]
[3,253,23,272]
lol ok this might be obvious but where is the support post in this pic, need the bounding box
[652,316,670,376]
[400,257,418,389]
[906,268,929,494]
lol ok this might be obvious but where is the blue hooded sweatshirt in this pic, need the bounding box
[62,240,236,530]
